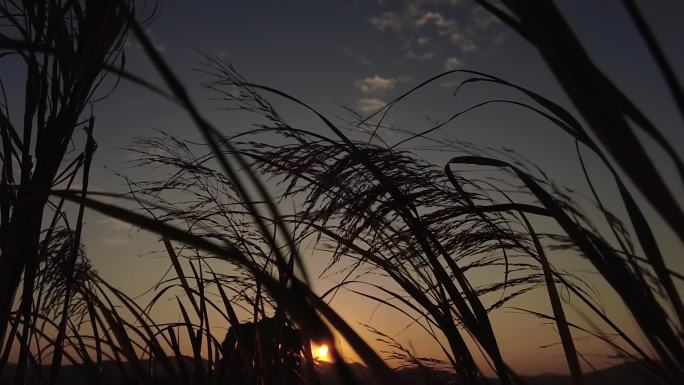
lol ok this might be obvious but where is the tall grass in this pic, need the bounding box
[0,1,135,384]
[0,1,681,385]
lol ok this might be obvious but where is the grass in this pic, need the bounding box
[0,1,682,385]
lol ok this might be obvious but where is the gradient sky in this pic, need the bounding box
[7,0,683,376]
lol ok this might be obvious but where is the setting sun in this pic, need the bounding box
[312,344,330,362]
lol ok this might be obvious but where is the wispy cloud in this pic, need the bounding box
[98,218,132,232]
[358,97,387,113]
[354,75,411,94]
[417,36,431,45]
[101,236,132,246]
[444,57,462,71]
[414,11,449,28]
[97,218,134,245]
[369,11,402,32]
[404,50,434,61]
[444,57,463,71]
[415,11,475,52]
[367,1,504,59]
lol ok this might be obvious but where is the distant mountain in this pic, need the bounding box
[316,360,669,385]
[0,359,669,385]
[517,361,668,385]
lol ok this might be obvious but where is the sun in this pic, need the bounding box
[312,343,330,362]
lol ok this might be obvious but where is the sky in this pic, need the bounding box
[5,0,684,376]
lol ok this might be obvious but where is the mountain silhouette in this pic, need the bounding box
[2,359,664,385]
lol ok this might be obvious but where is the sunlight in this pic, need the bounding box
[312,343,330,362]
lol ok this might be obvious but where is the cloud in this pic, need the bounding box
[101,236,132,246]
[98,218,132,231]
[417,37,431,45]
[354,75,411,94]
[450,33,476,52]
[355,75,396,93]
[366,1,505,57]
[415,11,450,28]
[404,50,434,61]
[369,11,402,32]
[97,218,134,245]
[444,57,462,70]
[358,97,387,113]
[415,11,476,52]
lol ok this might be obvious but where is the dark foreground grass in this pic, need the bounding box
[0,1,682,385]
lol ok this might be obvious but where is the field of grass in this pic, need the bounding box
[0,1,682,385]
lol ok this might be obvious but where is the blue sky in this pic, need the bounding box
[91,0,683,170]
[86,0,683,262]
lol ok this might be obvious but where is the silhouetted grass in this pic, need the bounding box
[0,2,681,385]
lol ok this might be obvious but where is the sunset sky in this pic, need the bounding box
[7,0,681,376]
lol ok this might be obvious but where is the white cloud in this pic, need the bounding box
[367,1,502,56]
[354,75,411,94]
[415,11,450,29]
[358,97,387,113]
[415,11,476,52]
[444,57,462,71]
[369,11,402,32]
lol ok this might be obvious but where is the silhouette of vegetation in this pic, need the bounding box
[0,1,137,384]
[219,315,309,385]
[0,1,681,385]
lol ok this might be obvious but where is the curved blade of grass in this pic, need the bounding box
[235,80,512,384]
[447,155,684,378]
[519,212,583,385]
[479,0,684,245]
[52,190,403,385]
[621,0,684,122]
[119,5,309,291]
